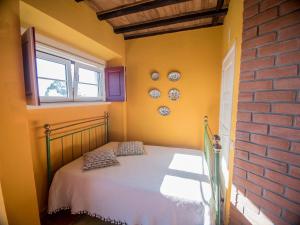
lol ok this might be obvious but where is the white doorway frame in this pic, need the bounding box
[219,42,236,207]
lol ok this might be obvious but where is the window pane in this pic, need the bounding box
[36,58,66,80]
[77,83,98,97]
[38,78,68,97]
[78,68,98,84]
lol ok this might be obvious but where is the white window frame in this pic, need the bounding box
[36,51,73,103]
[73,62,105,102]
[35,50,105,103]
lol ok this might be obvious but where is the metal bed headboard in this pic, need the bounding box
[203,116,222,225]
[44,112,109,186]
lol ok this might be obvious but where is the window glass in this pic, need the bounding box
[38,79,68,97]
[77,83,98,97]
[78,68,98,84]
[36,58,66,80]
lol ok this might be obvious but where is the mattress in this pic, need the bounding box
[48,142,213,225]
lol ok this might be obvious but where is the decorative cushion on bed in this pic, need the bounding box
[83,148,119,170]
[115,141,145,156]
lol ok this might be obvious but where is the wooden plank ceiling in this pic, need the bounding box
[76,0,230,39]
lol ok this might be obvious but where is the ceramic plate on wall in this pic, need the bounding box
[151,72,160,81]
[168,88,180,101]
[148,88,161,99]
[158,106,170,116]
[168,71,181,81]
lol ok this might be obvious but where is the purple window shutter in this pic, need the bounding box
[21,27,40,105]
[105,66,125,102]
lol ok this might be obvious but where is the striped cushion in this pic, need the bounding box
[83,148,119,170]
[115,141,145,156]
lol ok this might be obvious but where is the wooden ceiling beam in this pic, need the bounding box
[114,7,228,34]
[212,0,225,24]
[97,0,191,20]
[124,22,223,40]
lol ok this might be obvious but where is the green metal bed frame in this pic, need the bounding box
[204,116,222,225]
[44,112,109,186]
[44,113,222,225]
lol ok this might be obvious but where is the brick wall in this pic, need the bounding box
[230,0,300,224]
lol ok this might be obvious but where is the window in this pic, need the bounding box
[35,51,105,103]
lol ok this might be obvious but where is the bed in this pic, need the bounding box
[45,113,222,225]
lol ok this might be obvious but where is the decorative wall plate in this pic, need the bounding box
[168,71,181,81]
[158,106,170,116]
[151,72,160,81]
[168,88,180,101]
[148,88,161,99]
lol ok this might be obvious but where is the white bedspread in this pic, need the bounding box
[48,142,213,225]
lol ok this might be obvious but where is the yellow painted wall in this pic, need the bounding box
[126,27,223,149]
[221,0,244,224]
[19,0,127,212]
[21,0,125,61]
[0,0,41,224]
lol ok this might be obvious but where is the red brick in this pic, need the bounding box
[236,131,250,141]
[237,121,268,135]
[277,51,300,65]
[243,33,276,49]
[237,112,251,122]
[268,148,300,166]
[260,209,290,225]
[234,174,262,194]
[260,0,285,11]
[244,4,258,19]
[243,26,257,41]
[280,0,300,16]
[240,80,273,92]
[256,65,298,80]
[241,48,256,61]
[230,204,252,225]
[285,188,300,204]
[291,142,300,154]
[255,90,296,102]
[272,103,300,115]
[290,165,300,178]
[251,134,289,149]
[235,149,249,160]
[235,158,264,176]
[240,71,255,81]
[265,190,300,215]
[295,116,300,128]
[253,113,293,126]
[238,102,270,112]
[244,0,259,9]
[258,39,300,57]
[236,140,266,156]
[250,154,288,173]
[244,8,278,30]
[241,57,274,72]
[246,191,282,215]
[234,167,247,178]
[260,11,300,34]
[278,23,300,41]
[265,170,300,191]
[239,92,253,102]
[248,173,284,193]
[270,126,300,141]
[282,210,300,225]
[274,78,300,90]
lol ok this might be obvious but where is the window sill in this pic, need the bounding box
[26,101,111,110]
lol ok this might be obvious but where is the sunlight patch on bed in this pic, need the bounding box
[168,153,204,175]
[160,175,203,202]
